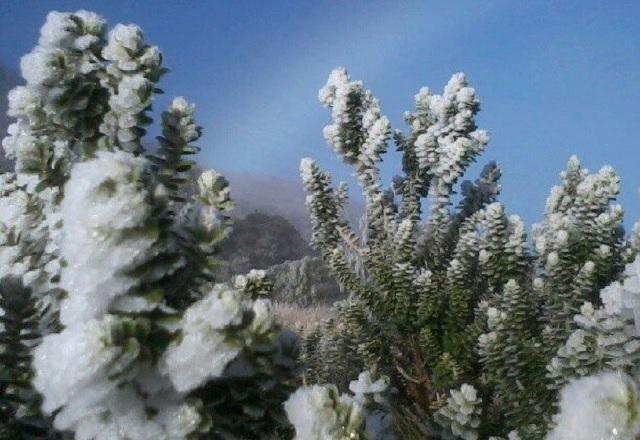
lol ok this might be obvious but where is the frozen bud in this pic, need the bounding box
[456,87,476,105]
[583,261,595,273]
[573,301,596,328]
[508,214,523,227]
[471,129,490,147]
[349,371,389,400]
[565,330,587,352]
[21,48,66,86]
[575,302,597,328]
[169,96,195,115]
[192,204,224,239]
[460,383,478,402]
[38,11,78,48]
[318,67,349,106]
[435,383,482,440]
[102,24,146,71]
[415,86,430,105]
[110,24,143,51]
[444,72,467,97]
[250,298,274,334]
[243,269,267,287]
[7,86,42,117]
[139,45,161,68]
[599,244,611,256]
[197,169,231,208]
[233,274,247,290]
[112,74,151,110]
[567,155,580,170]
[580,302,595,317]
[486,307,503,329]
[153,183,169,201]
[299,158,315,183]
[556,230,569,245]
[75,10,106,35]
[415,269,432,285]
[478,332,497,347]
[533,277,544,290]
[600,282,624,315]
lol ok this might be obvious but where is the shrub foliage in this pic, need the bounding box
[1,9,640,440]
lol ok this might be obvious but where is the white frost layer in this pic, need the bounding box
[546,371,640,440]
[32,317,122,416]
[161,285,247,392]
[72,387,201,440]
[349,371,389,401]
[285,384,364,440]
[59,150,157,325]
[33,316,201,439]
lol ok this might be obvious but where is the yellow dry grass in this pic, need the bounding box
[274,302,330,335]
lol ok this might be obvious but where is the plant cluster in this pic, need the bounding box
[299,67,639,438]
[0,11,297,439]
[1,9,640,440]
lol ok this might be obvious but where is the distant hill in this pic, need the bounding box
[0,63,20,172]
[224,171,364,239]
[213,211,314,280]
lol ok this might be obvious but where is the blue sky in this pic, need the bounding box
[0,0,639,227]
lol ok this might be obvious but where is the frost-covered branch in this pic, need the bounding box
[0,11,297,439]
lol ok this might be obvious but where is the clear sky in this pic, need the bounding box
[0,0,639,228]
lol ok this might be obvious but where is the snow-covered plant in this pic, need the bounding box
[434,384,482,440]
[533,156,630,354]
[548,256,640,396]
[0,11,298,439]
[300,68,637,438]
[547,371,640,440]
[285,384,367,439]
[285,370,392,439]
[301,69,500,400]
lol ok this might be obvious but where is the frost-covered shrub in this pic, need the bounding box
[548,256,640,389]
[543,256,640,438]
[300,67,638,438]
[0,10,297,439]
[2,9,639,440]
